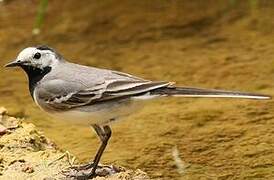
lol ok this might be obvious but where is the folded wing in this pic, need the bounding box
[39,78,171,110]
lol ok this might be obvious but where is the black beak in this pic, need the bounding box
[4,60,22,67]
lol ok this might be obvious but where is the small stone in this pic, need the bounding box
[0,124,7,135]
[22,164,34,173]
[5,117,19,129]
[0,107,7,115]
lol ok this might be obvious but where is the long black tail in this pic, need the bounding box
[150,86,271,100]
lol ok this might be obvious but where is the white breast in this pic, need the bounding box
[33,88,44,111]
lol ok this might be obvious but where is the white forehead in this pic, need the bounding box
[17,47,37,60]
[17,47,54,60]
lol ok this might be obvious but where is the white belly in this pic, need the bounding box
[37,97,144,125]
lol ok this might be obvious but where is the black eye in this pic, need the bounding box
[33,52,41,59]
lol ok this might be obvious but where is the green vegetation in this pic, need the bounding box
[33,0,48,35]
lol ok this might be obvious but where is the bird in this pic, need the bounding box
[5,45,271,179]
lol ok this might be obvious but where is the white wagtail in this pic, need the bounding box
[5,45,271,178]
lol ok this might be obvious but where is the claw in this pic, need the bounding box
[62,164,122,179]
[63,170,96,180]
[70,162,96,171]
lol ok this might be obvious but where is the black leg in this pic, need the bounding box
[63,124,114,179]
[88,125,112,178]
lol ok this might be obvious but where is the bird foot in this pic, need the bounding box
[70,162,95,171]
[63,163,122,179]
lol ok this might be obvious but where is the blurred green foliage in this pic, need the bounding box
[33,0,48,35]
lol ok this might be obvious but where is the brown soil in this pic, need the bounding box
[0,1,274,179]
[0,107,148,179]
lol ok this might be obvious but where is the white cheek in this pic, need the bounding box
[42,59,51,67]
[41,55,55,68]
[49,57,59,67]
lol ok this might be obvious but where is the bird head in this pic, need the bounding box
[4,45,62,71]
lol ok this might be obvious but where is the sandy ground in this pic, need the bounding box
[0,1,274,179]
[0,107,148,179]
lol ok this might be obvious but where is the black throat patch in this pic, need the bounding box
[21,65,52,98]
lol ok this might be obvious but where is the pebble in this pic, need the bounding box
[0,124,7,135]
[22,164,34,173]
[0,107,7,115]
